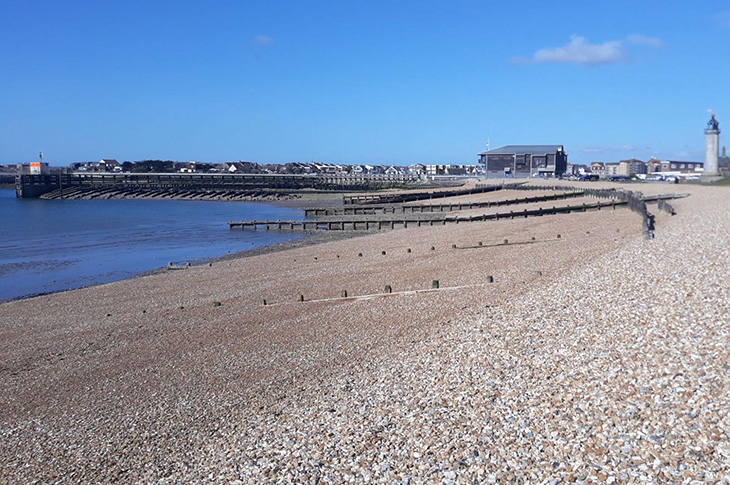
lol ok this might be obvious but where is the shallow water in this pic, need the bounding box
[0,189,304,301]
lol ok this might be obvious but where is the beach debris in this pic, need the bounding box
[432,280,439,289]
[341,290,348,297]
[384,285,392,293]
[487,275,494,283]
[213,301,222,307]
[167,262,189,270]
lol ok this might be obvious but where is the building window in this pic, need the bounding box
[671,163,677,169]
[680,164,685,169]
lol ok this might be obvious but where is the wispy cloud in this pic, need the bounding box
[624,34,663,47]
[251,35,274,47]
[717,11,730,27]
[580,145,653,155]
[512,34,662,66]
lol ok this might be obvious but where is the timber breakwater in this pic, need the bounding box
[231,184,686,239]
[15,172,423,199]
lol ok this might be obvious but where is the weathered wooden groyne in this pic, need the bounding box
[510,185,687,239]
[37,185,299,201]
[15,172,422,199]
[230,199,629,231]
[341,182,523,205]
[306,190,585,217]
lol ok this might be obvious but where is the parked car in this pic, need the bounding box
[607,175,631,182]
[577,174,600,181]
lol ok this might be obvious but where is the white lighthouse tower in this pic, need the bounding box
[704,113,720,179]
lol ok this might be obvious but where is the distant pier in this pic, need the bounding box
[15,172,422,199]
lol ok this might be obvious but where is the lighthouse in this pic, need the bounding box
[704,113,720,178]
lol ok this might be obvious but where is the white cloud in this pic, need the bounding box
[717,11,730,27]
[625,34,663,47]
[580,145,652,154]
[513,34,662,66]
[251,35,274,47]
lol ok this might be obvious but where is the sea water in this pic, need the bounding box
[0,189,305,301]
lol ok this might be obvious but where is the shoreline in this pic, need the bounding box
[0,189,368,303]
[0,191,350,303]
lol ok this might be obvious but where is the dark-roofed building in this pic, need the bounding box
[719,146,730,175]
[477,145,567,178]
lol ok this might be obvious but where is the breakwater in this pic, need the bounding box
[15,172,422,199]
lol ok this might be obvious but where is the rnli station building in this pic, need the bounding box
[478,145,567,178]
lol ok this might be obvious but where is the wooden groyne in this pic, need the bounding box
[38,186,301,201]
[341,182,523,205]
[230,199,629,231]
[307,190,585,217]
[511,185,687,239]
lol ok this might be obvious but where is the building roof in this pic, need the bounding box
[478,145,564,156]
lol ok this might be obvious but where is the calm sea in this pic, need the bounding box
[0,189,305,301]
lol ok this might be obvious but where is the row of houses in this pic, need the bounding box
[568,150,730,177]
[181,162,481,176]
[66,160,484,177]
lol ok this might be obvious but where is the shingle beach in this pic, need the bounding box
[1,182,729,483]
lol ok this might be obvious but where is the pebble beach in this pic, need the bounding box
[1,181,729,483]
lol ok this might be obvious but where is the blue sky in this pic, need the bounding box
[1,0,729,166]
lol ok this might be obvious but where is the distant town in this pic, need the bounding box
[4,142,729,182]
